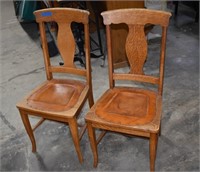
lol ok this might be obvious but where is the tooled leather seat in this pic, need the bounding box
[94,88,157,126]
[26,79,86,112]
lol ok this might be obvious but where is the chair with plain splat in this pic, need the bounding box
[85,8,171,171]
[16,8,94,163]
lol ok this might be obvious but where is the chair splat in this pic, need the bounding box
[57,22,76,68]
[126,24,147,75]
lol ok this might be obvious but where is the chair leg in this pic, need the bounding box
[19,109,36,152]
[69,118,83,163]
[87,122,98,167]
[88,89,94,108]
[149,133,158,172]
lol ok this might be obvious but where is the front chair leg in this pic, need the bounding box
[149,133,158,172]
[19,109,36,152]
[69,118,83,163]
[87,122,98,167]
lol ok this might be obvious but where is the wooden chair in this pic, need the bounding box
[85,9,171,171]
[16,8,94,163]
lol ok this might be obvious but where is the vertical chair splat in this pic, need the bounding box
[57,22,76,68]
[125,25,147,75]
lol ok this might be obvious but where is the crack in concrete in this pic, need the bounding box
[7,67,44,82]
[0,111,16,131]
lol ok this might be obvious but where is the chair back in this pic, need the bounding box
[101,9,171,95]
[34,8,91,84]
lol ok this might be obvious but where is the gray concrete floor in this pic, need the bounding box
[0,1,199,171]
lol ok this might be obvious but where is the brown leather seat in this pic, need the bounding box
[95,88,157,126]
[85,8,171,171]
[16,8,94,163]
[26,79,86,112]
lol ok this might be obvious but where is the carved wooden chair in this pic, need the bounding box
[16,8,94,163]
[85,9,171,171]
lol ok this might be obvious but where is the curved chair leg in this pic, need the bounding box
[149,133,158,172]
[19,109,36,152]
[69,118,83,163]
[87,122,98,167]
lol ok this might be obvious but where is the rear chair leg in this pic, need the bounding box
[19,109,36,152]
[88,89,94,108]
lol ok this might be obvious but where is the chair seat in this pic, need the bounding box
[86,87,162,132]
[25,79,86,112]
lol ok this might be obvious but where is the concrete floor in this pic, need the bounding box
[0,1,199,171]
